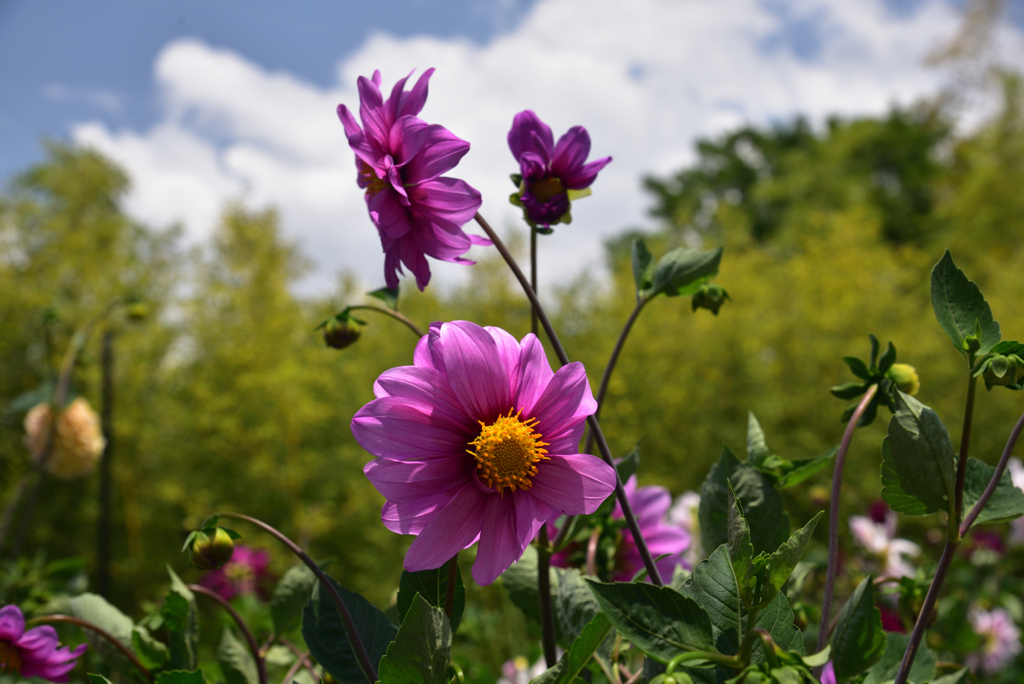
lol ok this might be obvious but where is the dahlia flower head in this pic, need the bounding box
[966,606,1022,674]
[337,69,486,291]
[508,110,611,228]
[849,502,920,578]
[199,545,273,601]
[352,320,617,585]
[0,604,87,682]
[24,398,105,479]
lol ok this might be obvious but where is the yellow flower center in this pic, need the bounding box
[468,410,549,494]
[0,642,22,675]
[531,176,565,203]
[225,562,255,584]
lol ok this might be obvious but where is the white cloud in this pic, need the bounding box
[72,0,1015,296]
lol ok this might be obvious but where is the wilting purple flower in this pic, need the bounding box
[965,606,1022,674]
[850,503,920,578]
[199,545,274,601]
[0,605,86,682]
[338,70,486,290]
[352,320,617,585]
[507,110,611,228]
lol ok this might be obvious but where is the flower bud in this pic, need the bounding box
[24,398,105,479]
[690,283,729,315]
[982,354,1024,388]
[188,528,236,570]
[886,363,920,396]
[126,302,149,321]
[321,315,363,350]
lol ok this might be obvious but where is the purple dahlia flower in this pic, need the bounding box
[508,110,611,228]
[352,320,617,585]
[337,70,487,291]
[611,476,691,581]
[199,545,274,601]
[966,606,1022,674]
[0,605,86,682]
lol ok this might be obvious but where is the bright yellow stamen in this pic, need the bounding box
[0,642,22,675]
[468,409,549,494]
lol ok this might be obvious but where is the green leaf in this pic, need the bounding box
[154,671,207,684]
[863,632,936,684]
[68,593,134,648]
[397,560,465,633]
[133,626,170,671]
[649,247,723,298]
[679,545,742,657]
[301,573,396,684]
[842,356,872,381]
[87,675,114,684]
[961,457,1024,525]
[746,413,771,469]
[830,577,885,682]
[727,484,753,590]
[929,668,970,684]
[553,567,604,647]
[878,342,897,375]
[700,447,790,556]
[617,443,641,485]
[930,249,1000,355]
[764,511,823,598]
[501,545,546,626]
[531,613,612,684]
[376,594,452,684]
[271,564,319,635]
[163,566,199,671]
[773,448,838,489]
[217,627,259,684]
[586,580,714,662]
[869,334,880,368]
[752,592,804,664]
[632,239,656,297]
[880,391,957,517]
[367,287,399,311]
[831,382,868,400]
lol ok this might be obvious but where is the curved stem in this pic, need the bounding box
[279,638,318,681]
[474,213,664,587]
[665,649,742,673]
[216,512,378,684]
[347,305,424,338]
[537,525,558,668]
[893,540,958,684]
[816,384,878,656]
[29,614,153,683]
[189,584,268,684]
[961,409,1024,535]
[530,226,539,337]
[952,371,978,537]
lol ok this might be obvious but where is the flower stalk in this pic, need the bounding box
[189,583,268,684]
[346,305,424,338]
[537,525,558,667]
[28,614,153,683]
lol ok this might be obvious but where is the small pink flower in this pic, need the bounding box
[337,69,486,290]
[199,545,273,601]
[965,606,1022,674]
[611,477,691,581]
[0,605,86,682]
[849,504,920,578]
[668,491,703,568]
[353,320,617,585]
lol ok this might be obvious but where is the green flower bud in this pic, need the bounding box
[188,528,235,570]
[321,315,363,350]
[691,283,730,315]
[962,334,982,354]
[886,363,920,396]
[983,354,1024,388]
[126,303,149,321]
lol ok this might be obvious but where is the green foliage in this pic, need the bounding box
[830,577,885,682]
[930,249,1001,355]
[862,632,936,684]
[216,627,259,684]
[397,561,466,633]
[270,564,318,636]
[154,671,207,684]
[961,458,1024,525]
[531,613,612,684]
[163,567,199,671]
[678,546,742,657]
[377,594,453,684]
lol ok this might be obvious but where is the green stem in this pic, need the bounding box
[737,605,761,665]
[952,370,978,539]
[537,525,558,668]
[29,614,153,683]
[189,584,268,684]
[665,650,742,673]
[530,225,539,337]
[347,305,424,338]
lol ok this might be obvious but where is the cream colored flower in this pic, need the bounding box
[24,398,105,479]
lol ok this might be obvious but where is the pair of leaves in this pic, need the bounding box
[746,413,837,489]
[632,239,723,300]
[931,250,1000,356]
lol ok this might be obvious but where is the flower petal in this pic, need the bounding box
[404,484,487,571]
[357,74,388,145]
[561,156,612,191]
[551,126,592,176]
[352,396,472,460]
[382,492,453,535]
[530,454,616,515]
[438,321,513,421]
[528,361,596,441]
[401,124,470,184]
[372,366,469,430]
[367,186,412,240]
[472,494,530,585]
[514,334,555,417]
[508,110,553,164]
[0,604,25,641]
[399,68,434,118]
[407,177,483,233]
[485,327,522,398]
[365,457,472,503]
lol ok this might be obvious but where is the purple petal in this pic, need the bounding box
[404,484,487,571]
[508,110,553,164]
[401,124,471,184]
[336,104,362,139]
[411,216,473,261]
[389,116,430,166]
[0,604,25,641]
[407,177,483,232]
[473,494,529,585]
[631,485,672,526]
[485,327,522,398]
[399,234,434,290]
[385,159,411,207]
[382,492,452,535]
[438,321,513,421]
[357,74,388,146]
[364,457,472,503]
[372,366,469,430]
[528,361,596,441]
[530,454,616,515]
[384,71,413,125]
[383,245,403,290]
[561,156,612,191]
[15,624,59,658]
[351,396,472,460]
[551,126,591,176]
[514,334,554,417]
[399,68,435,118]
[468,233,492,246]
[367,186,412,240]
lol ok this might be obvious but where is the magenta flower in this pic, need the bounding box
[352,320,617,585]
[0,605,86,682]
[966,606,1022,674]
[199,545,274,601]
[507,110,611,228]
[337,69,486,291]
[610,477,692,581]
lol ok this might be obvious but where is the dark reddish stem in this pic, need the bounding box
[29,614,153,682]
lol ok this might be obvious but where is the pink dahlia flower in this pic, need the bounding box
[199,545,273,601]
[849,503,920,578]
[0,605,86,682]
[966,606,1022,674]
[508,110,611,228]
[337,69,486,291]
[611,477,691,581]
[353,320,617,585]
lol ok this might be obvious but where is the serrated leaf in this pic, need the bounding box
[154,671,206,684]
[831,578,885,682]
[553,567,604,647]
[632,239,656,297]
[773,448,838,489]
[367,287,399,311]
[961,457,1024,525]
[301,574,396,684]
[752,592,804,663]
[271,564,318,635]
[862,632,936,684]
[990,340,1024,356]
[501,545,546,626]
[397,560,465,633]
[218,627,259,684]
[649,247,723,298]
[163,566,199,671]
[532,613,612,684]
[746,413,771,468]
[880,392,956,517]
[586,580,714,662]
[727,484,753,590]
[679,545,742,657]
[843,356,872,381]
[376,594,452,684]
[764,512,823,598]
[930,250,1000,355]
[133,626,170,671]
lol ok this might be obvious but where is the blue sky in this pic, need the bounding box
[2,0,1019,293]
